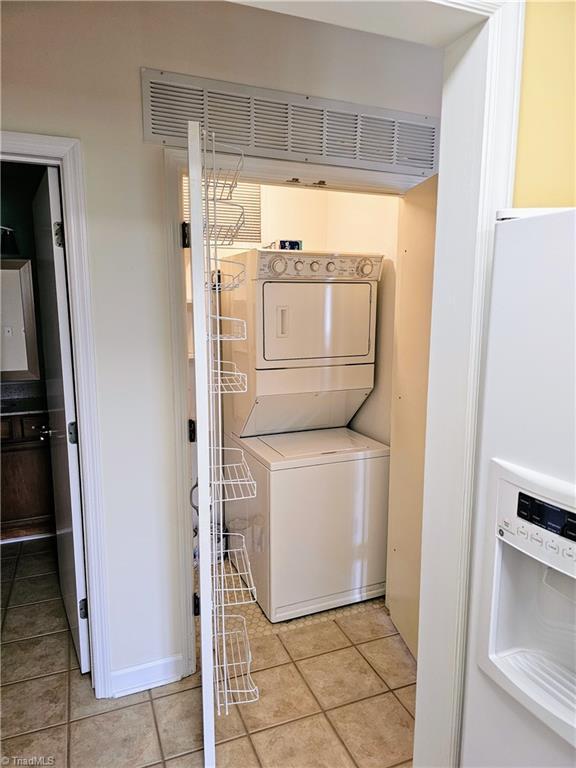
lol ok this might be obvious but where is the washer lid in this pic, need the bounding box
[258,427,383,459]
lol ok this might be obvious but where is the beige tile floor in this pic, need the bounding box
[1,540,416,768]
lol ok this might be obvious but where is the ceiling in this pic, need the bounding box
[232,1,489,48]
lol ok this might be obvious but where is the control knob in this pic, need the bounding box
[326,261,336,273]
[357,258,374,277]
[310,261,320,272]
[270,256,287,275]
[294,260,304,272]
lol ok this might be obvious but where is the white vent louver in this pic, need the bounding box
[143,69,439,178]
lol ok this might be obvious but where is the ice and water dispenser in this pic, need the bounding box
[479,459,576,746]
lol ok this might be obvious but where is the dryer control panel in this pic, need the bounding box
[257,251,383,281]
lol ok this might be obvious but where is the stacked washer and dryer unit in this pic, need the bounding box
[222,249,390,622]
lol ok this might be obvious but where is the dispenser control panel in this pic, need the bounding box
[495,474,576,578]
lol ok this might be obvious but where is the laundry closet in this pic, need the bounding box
[178,127,437,760]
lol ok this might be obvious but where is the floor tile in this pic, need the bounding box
[251,713,355,768]
[297,647,387,709]
[70,668,149,720]
[0,724,67,768]
[214,702,246,744]
[165,737,258,768]
[335,609,398,644]
[2,599,68,641]
[1,542,22,558]
[16,551,57,579]
[153,687,203,757]
[150,669,201,698]
[357,635,417,689]
[1,632,69,683]
[1,580,11,607]
[395,685,416,717]
[69,701,161,768]
[2,557,17,581]
[238,663,320,732]
[280,621,350,660]
[327,692,414,768]
[21,537,56,555]
[69,634,80,670]
[1,673,68,738]
[249,633,291,671]
[9,573,61,606]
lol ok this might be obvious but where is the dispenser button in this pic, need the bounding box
[517,527,528,539]
[530,532,543,546]
[545,540,560,554]
[562,547,575,561]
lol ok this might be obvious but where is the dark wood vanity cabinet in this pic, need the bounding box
[1,412,55,537]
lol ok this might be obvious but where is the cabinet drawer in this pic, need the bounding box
[22,414,48,440]
[1,417,13,442]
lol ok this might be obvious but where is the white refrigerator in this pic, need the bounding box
[461,208,576,766]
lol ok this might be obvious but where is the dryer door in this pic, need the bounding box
[262,281,373,364]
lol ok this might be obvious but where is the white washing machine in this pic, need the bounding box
[225,427,390,622]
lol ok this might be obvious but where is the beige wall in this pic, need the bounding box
[514,1,575,207]
[1,1,443,678]
[386,175,437,656]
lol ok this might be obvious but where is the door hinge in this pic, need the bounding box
[181,222,190,249]
[54,221,65,248]
[68,421,78,444]
[79,598,88,619]
[188,419,196,443]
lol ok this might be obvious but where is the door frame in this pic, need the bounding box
[163,2,525,764]
[1,133,112,698]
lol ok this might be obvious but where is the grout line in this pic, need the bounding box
[390,687,416,721]
[149,689,167,764]
[2,632,70,648]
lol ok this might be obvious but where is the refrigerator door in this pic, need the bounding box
[461,209,576,767]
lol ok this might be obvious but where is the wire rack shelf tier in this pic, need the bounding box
[212,534,257,607]
[210,361,247,394]
[211,447,256,502]
[208,259,246,293]
[210,315,247,341]
[214,614,259,709]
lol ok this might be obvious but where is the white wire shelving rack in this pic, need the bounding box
[195,128,259,718]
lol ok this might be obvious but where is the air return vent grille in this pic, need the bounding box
[142,68,439,177]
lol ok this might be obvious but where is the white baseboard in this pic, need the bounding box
[109,654,186,698]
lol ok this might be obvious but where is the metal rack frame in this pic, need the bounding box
[189,121,259,744]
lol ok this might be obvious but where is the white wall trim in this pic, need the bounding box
[414,1,525,765]
[1,131,113,698]
[163,148,196,677]
[110,654,186,698]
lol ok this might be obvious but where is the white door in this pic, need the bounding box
[33,168,91,673]
[262,281,372,361]
[188,124,216,766]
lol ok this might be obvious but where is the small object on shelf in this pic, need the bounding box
[271,240,302,251]
[210,361,247,394]
[214,613,259,711]
[212,447,256,502]
[212,533,257,606]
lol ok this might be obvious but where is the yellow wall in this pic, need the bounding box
[514,1,576,206]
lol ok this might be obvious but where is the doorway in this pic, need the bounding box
[1,160,91,673]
